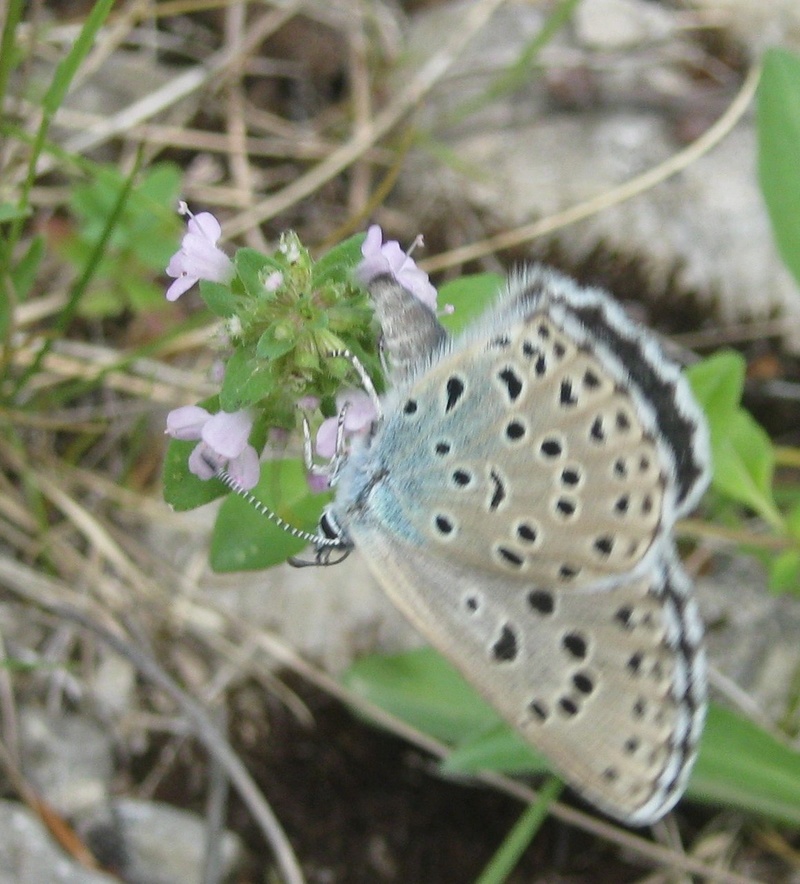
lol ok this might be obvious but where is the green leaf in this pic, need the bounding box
[312,233,366,286]
[199,279,237,318]
[686,350,745,422]
[785,498,800,536]
[712,410,782,527]
[162,439,227,511]
[691,704,800,825]
[256,327,296,359]
[768,549,800,593]
[443,725,548,775]
[125,277,164,312]
[0,1,24,111]
[687,353,782,527]
[343,647,501,745]
[10,233,44,301]
[438,273,503,334]
[42,0,116,114]
[210,459,329,571]
[235,248,283,299]
[0,202,30,223]
[758,48,800,288]
[219,347,257,410]
[135,162,182,209]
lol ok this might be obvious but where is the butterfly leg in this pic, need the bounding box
[301,403,350,484]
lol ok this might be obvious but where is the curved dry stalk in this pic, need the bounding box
[420,62,762,273]
[679,517,793,553]
[222,0,511,238]
[0,556,306,884]
[9,338,218,404]
[0,442,159,601]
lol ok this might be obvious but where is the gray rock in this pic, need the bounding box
[0,800,115,884]
[397,0,800,347]
[20,710,113,818]
[113,799,243,884]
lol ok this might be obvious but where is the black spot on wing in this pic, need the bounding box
[498,367,523,402]
[445,376,465,413]
[492,624,518,662]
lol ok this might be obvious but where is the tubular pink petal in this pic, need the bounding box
[316,418,339,459]
[336,389,377,432]
[228,445,261,490]
[166,405,211,440]
[165,208,232,299]
[165,275,198,302]
[307,472,330,494]
[356,225,438,309]
[188,442,221,479]
[362,224,383,257]
[189,212,222,243]
[202,410,253,458]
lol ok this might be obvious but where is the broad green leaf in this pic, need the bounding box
[686,351,744,424]
[256,327,296,359]
[758,48,800,288]
[712,410,782,528]
[312,233,365,286]
[162,439,227,511]
[219,347,258,410]
[210,459,329,570]
[769,549,800,593]
[343,647,501,744]
[438,273,504,334]
[687,353,781,526]
[691,704,800,826]
[0,202,30,223]
[443,725,548,775]
[199,279,237,318]
[235,248,283,299]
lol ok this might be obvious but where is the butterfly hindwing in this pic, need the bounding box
[345,513,706,825]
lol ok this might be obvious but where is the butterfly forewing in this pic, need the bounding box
[368,308,668,590]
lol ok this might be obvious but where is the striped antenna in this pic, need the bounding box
[213,466,341,548]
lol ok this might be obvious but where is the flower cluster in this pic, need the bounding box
[163,210,438,492]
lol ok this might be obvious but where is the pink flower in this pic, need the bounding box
[315,389,378,459]
[306,472,331,494]
[165,206,234,301]
[166,406,260,490]
[356,224,438,310]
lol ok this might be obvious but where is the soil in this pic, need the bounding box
[144,677,686,883]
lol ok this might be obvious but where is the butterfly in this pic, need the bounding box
[301,265,710,825]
